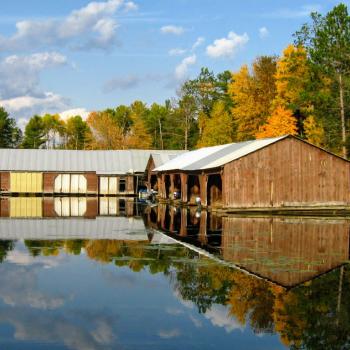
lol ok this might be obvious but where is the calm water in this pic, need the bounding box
[0,198,349,349]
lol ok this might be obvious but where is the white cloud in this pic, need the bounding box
[191,36,205,51]
[259,27,269,39]
[0,0,129,52]
[0,92,69,119]
[161,25,185,35]
[59,108,90,121]
[206,31,249,59]
[175,54,196,80]
[0,52,67,100]
[158,329,181,339]
[204,304,244,333]
[124,1,138,11]
[168,48,187,56]
[0,52,70,120]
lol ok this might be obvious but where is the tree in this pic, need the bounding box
[87,111,124,149]
[256,105,298,138]
[197,101,234,147]
[21,115,46,149]
[64,115,91,150]
[228,57,277,140]
[295,3,350,157]
[42,114,65,149]
[304,115,325,146]
[0,107,21,148]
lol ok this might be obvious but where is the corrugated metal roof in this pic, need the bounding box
[151,152,187,168]
[0,149,185,174]
[154,136,288,172]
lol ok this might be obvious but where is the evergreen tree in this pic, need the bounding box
[0,107,22,148]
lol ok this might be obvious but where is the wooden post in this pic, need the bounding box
[161,174,166,199]
[179,207,188,236]
[199,210,208,245]
[180,173,188,203]
[170,174,175,199]
[199,174,208,207]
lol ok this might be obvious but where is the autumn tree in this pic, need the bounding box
[229,56,277,140]
[42,113,65,149]
[87,111,124,149]
[256,105,298,138]
[197,101,234,147]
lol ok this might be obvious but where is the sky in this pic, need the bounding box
[0,0,348,127]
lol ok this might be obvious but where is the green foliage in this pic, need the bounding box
[21,115,46,149]
[65,115,91,150]
[0,107,22,148]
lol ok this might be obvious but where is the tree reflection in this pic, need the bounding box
[19,238,350,349]
[0,240,15,262]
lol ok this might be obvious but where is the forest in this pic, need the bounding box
[1,4,350,157]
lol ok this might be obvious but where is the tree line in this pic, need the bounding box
[1,4,350,156]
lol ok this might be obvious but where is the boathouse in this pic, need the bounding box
[145,151,188,192]
[0,149,183,196]
[153,135,350,209]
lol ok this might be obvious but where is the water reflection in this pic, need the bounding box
[0,201,349,349]
[146,204,350,288]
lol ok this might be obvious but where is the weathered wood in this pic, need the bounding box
[223,137,350,208]
[0,172,10,192]
[180,173,188,203]
[221,216,350,287]
[0,197,9,217]
[43,173,58,194]
[86,173,98,194]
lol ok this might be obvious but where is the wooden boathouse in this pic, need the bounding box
[153,135,350,210]
[0,149,183,196]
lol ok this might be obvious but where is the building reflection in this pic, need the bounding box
[144,204,350,288]
[0,197,139,218]
[0,205,349,349]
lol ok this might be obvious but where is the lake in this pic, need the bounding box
[0,198,349,349]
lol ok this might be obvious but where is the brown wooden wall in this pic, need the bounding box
[0,197,9,217]
[0,172,10,192]
[126,175,134,194]
[221,216,350,287]
[86,173,98,194]
[223,137,350,208]
[43,173,58,194]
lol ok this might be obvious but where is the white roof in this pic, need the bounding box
[0,217,173,244]
[0,149,185,174]
[154,136,288,172]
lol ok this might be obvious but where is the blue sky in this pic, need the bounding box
[0,0,347,126]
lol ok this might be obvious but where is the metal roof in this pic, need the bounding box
[0,217,174,243]
[0,149,185,174]
[154,136,288,172]
[151,152,187,168]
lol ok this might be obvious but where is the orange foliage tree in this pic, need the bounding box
[256,105,297,138]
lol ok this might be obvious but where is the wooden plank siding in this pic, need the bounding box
[223,137,350,208]
[221,216,350,287]
[0,172,10,192]
[43,173,58,194]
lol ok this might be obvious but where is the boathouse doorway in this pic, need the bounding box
[187,175,200,205]
[207,174,222,206]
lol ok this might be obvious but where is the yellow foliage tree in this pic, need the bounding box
[274,44,310,109]
[126,117,152,149]
[197,101,234,147]
[87,111,125,149]
[256,105,298,138]
[228,57,277,141]
[303,115,325,146]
